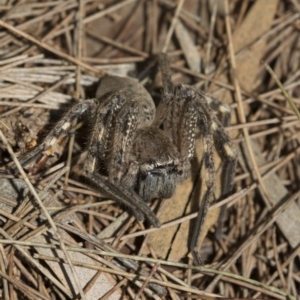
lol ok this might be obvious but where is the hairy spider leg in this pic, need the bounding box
[210,110,237,238]
[174,86,216,265]
[202,93,237,237]
[15,99,98,175]
[169,84,237,264]
[208,96,237,195]
[172,86,198,180]
[201,92,232,127]
[203,93,236,194]
[191,91,237,264]
[152,53,174,128]
[108,99,139,183]
[83,91,161,227]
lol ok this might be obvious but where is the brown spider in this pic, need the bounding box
[2,54,237,264]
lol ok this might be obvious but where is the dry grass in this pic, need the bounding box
[0,0,300,299]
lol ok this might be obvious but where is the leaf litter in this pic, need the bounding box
[0,0,300,299]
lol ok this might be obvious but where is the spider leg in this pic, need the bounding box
[173,85,216,265]
[175,92,198,180]
[211,119,237,195]
[190,117,215,265]
[211,114,237,238]
[108,100,139,183]
[199,91,232,126]
[3,99,98,175]
[201,92,237,237]
[192,95,237,264]
[152,53,174,128]
[191,95,237,262]
[205,95,237,196]
[83,92,161,228]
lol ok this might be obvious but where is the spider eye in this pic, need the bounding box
[175,165,184,176]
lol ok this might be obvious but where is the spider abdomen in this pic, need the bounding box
[96,75,156,128]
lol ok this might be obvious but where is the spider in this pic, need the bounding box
[1,54,237,264]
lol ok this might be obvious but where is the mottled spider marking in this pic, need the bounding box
[109,101,139,182]
[208,113,237,196]
[196,89,237,194]
[199,92,232,127]
[177,98,198,159]
[85,92,130,173]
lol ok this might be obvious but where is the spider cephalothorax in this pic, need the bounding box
[2,54,237,263]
